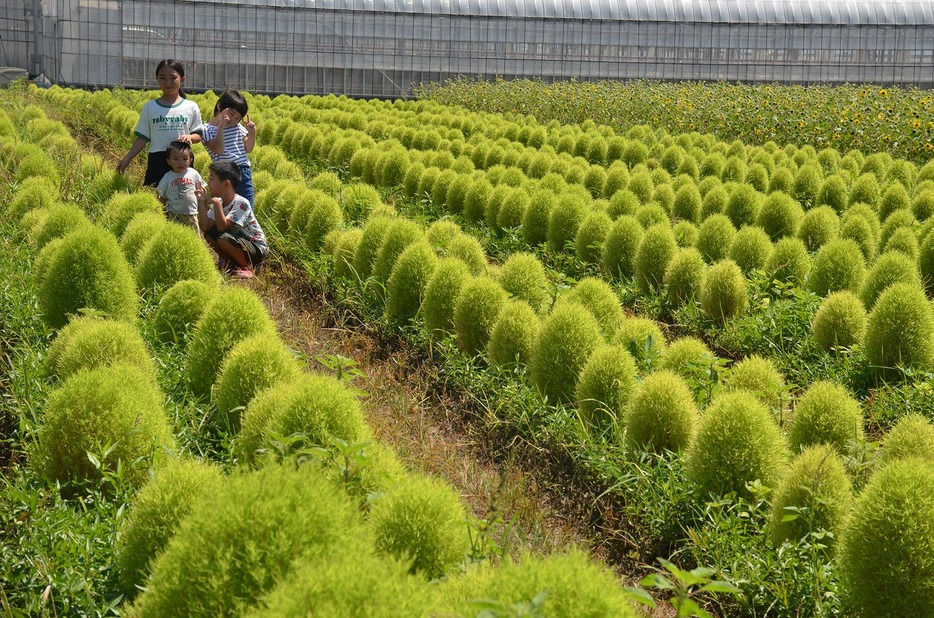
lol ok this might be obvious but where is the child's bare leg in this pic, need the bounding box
[217,238,250,267]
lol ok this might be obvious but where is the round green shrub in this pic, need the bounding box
[575,344,636,430]
[658,336,718,388]
[701,259,748,322]
[438,549,640,618]
[837,457,934,617]
[879,182,911,222]
[46,316,155,382]
[116,458,223,597]
[487,299,541,370]
[635,223,678,292]
[728,225,773,275]
[635,203,670,229]
[498,252,550,313]
[882,226,919,261]
[332,229,364,279]
[912,189,934,222]
[756,191,803,241]
[686,391,788,499]
[792,164,823,207]
[212,335,303,433]
[664,247,707,306]
[865,283,934,378]
[546,194,588,253]
[607,188,640,218]
[120,211,167,266]
[769,444,853,549]
[792,377,863,460]
[102,192,163,237]
[817,174,849,213]
[521,189,555,246]
[860,251,921,310]
[129,463,369,617]
[369,473,469,579]
[302,193,343,252]
[725,183,761,228]
[724,355,785,412]
[237,373,372,464]
[425,219,462,253]
[613,316,667,370]
[696,214,736,264]
[673,184,702,223]
[561,277,623,339]
[186,287,277,397]
[601,215,643,281]
[840,212,878,263]
[9,176,60,221]
[575,210,612,265]
[767,237,811,286]
[625,370,697,454]
[878,209,917,253]
[532,301,604,404]
[422,257,472,337]
[151,279,219,344]
[352,215,395,281]
[29,203,93,250]
[700,185,730,219]
[372,218,425,287]
[848,172,881,208]
[880,413,934,465]
[673,220,699,247]
[453,276,508,357]
[918,231,934,296]
[797,205,840,252]
[35,364,175,489]
[807,239,866,297]
[135,222,219,295]
[447,233,487,275]
[387,241,438,322]
[811,290,867,353]
[38,226,138,329]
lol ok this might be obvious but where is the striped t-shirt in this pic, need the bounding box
[198,122,251,167]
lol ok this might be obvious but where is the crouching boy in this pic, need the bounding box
[196,160,268,278]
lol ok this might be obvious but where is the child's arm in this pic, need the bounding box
[195,183,215,231]
[204,111,234,156]
[178,133,202,144]
[244,114,256,154]
[116,137,147,173]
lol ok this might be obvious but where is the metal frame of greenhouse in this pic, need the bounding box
[1,0,933,98]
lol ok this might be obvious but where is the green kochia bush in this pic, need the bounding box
[664,247,707,307]
[724,355,785,413]
[756,191,803,241]
[29,203,93,249]
[686,391,788,499]
[116,458,224,597]
[236,373,372,464]
[447,233,487,275]
[332,228,363,279]
[532,301,604,404]
[575,344,637,430]
[120,211,167,266]
[859,251,921,310]
[45,315,155,382]
[576,210,612,265]
[864,283,934,378]
[453,276,508,357]
[880,413,934,464]
[561,277,623,339]
[769,444,853,550]
[387,241,438,322]
[807,238,866,297]
[601,215,643,281]
[487,299,541,370]
[186,287,277,397]
[101,192,163,237]
[369,473,470,580]
[635,223,678,292]
[728,225,773,275]
[810,291,866,355]
[700,259,748,322]
[837,457,934,617]
[613,316,667,370]
[498,252,550,313]
[546,194,588,253]
[696,213,736,264]
[788,380,865,456]
[797,205,840,252]
[352,214,395,281]
[151,279,219,344]
[624,370,697,454]
[247,550,440,618]
[767,236,811,286]
[212,334,303,433]
[38,226,139,329]
[521,189,555,246]
[438,549,639,618]
[34,364,175,490]
[372,218,425,288]
[135,222,219,295]
[129,463,370,617]
[422,258,471,337]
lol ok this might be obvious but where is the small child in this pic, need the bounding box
[190,89,256,206]
[155,141,204,230]
[196,160,268,279]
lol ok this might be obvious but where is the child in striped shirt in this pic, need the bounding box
[190,90,256,206]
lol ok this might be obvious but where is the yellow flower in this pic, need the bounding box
[879,89,889,97]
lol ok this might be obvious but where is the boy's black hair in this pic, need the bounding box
[214,89,248,117]
[155,59,188,98]
[210,160,242,187]
[166,140,193,159]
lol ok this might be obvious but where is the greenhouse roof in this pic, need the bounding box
[224,0,934,24]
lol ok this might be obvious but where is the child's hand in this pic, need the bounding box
[244,113,256,136]
[195,181,206,202]
[218,108,233,128]
[177,134,194,144]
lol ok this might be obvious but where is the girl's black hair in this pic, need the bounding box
[213,89,248,116]
[155,59,188,98]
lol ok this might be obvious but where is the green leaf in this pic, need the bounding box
[622,586,658,608]
[698,580,742,595]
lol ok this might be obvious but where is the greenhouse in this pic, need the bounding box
[1,0,933,97]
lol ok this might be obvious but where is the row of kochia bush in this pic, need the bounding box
[24,85,934,614]
[0,105,644,617]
